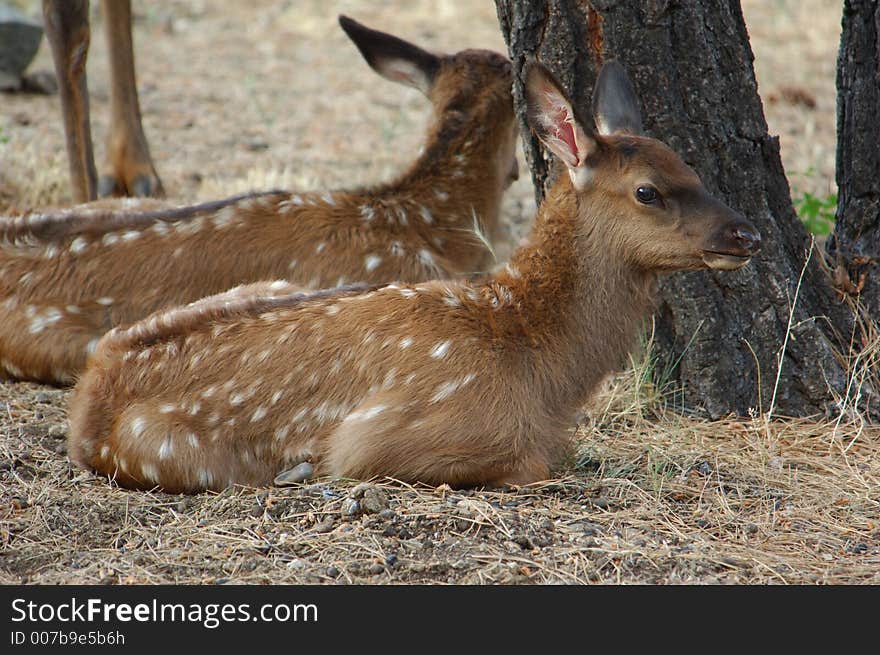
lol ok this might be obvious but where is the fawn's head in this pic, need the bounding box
[524,61,760,272]
[339,15,519,191]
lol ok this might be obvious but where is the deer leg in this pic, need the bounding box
[41,0,98,204]
[97,0,164,198]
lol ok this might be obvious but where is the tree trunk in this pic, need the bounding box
[495,0,853,418]
[828,0,880,320]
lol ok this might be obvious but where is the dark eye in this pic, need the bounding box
[635,186,659,204]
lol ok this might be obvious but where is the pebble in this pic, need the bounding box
[340,498,360,516]
[34,392,52,404]
[369,563,385,575]
[379,508,396,520]
[326,566,340,578]
[360,488,389,514]
[48,425,66,438]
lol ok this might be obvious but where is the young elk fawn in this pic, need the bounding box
[0,15,519,385]
[68,61,760,493]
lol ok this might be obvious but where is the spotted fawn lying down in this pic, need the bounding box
[67,61,760,492]
[0,15,519,384]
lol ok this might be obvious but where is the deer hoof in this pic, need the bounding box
[274,462,315,486]
[97,171,164,199]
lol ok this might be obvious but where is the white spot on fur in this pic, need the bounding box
[122,230,141,242]
[417,249,439,273]
[229,393,245,406]
[158,437,174,460]
[390,241,405,257]
[130,416,146,438]
[186,433,200,448]
[188,402,201,416]
[251,406,268,422]
[289,258,298,269]
[399,337,413,349]
[30,307,63,333]
[274,425,290,441]
[435,189,449,202]
[400,289,417,298]
[347,405,387,422]
[141,463,160,485]
[404,373,417,385]
[43,245,59,259]
[326,304,340,316]
[69,236,88,254]
[429,340,452,359]
[158,403,176,414]
[430,374,475,403]
[96,297,114,306]
[152,221,171,236]
[99,445,110,460]
[419,205,434,224]
[364,254,382,272]
[360,205,375,221]
[271,390,284,405]
[321,192,336,206]
[102,233,119,246]
[19,272,33,285]
[316,242,326,254]
[202,386,216,398]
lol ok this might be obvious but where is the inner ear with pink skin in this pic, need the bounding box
[338,15,441,95]
[523,64,598,169]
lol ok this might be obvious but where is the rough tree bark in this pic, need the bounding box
[495,0,853,418]
[828,0,880,320]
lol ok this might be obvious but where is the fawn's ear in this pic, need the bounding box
[524,63,599,190]
[591,60,643,136]
[339,15,440,95]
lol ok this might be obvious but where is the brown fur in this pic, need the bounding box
[0,22,518,385]
[67,71,760,492]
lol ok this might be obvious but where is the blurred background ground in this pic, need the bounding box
[2,1,877,585]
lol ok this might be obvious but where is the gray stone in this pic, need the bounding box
[0,4,43,79]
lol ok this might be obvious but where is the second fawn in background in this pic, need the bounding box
[68,60,760,493]
[0,15,519,384]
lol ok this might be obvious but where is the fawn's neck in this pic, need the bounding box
[386,103,506,232]
[496,177,656,418]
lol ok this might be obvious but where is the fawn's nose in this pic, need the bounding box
[731,223,761,254]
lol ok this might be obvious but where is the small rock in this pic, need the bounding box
[340,498,360,517]
[385,553,398,567]
[539,519,555,531]
[326,566,340,578]
[34,392,52,403]
[287,558,305,570]
[350,482,373,499]
[48,425,66,438]
[0,5,43,79]
[361,488,388,514]
[378,508,396,520]
[369,563,385,575]
[54,442,67,455]
[248,504,264,518]
[313,517,335,533]
[274,462,314,486]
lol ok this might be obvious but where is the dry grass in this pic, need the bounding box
[2,1,877,585]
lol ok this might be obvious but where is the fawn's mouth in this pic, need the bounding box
[701,251,754,270]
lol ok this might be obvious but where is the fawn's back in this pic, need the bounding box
[0,16,519,384]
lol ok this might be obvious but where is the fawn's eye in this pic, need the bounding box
[635,185,659,204]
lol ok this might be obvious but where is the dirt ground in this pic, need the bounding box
[2,1,878,585]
